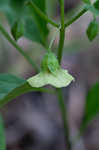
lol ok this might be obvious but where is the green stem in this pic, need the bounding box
[56,89,71,150]
[59,0,65,30]
[57,0,65,64]
[65,8,87,28]
[64,0,98,28]
[26,1,59,28]
[57,28,65,64]
[0,24,39,73]
[57,1,71,150]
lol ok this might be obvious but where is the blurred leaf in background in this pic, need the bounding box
[0,0,49,46]
[81,82,99,130]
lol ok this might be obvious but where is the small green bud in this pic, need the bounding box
[11,20,24,41]
[27,52,74,88]
[41,52,60,75]
[86,20,99,41]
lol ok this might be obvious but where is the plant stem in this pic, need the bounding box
[26,1,59,28]
[57,1,71,150]
[57,28,65,64]
[65,8,87,28]
[57,0,65,64]
[0,24,39,73]
[59,0,65,30]
[64,0,98,28]
[56,89,71,150]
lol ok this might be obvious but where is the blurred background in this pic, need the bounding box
[1,0,99,150]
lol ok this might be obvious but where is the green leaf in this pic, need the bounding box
[0,74,26,107]
[0,115,6,150]
[26,0,49,45]
[27,69,74,88]
[0,0,26,22]
[94,0,99,10]
[86,20,99,41]
[83,0,91,4]
[0,0,49,46]
[81,82,99,130]
[0,74,40,108]
[24,17,43,44]
[41,52,59,75]
[11,20,24,41]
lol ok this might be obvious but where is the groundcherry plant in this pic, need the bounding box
[1,0,99,150]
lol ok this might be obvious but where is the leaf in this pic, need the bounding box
[83,0,91,4]
[0,0,49,46]
[0,115,6,150]
[24,17,43,44]
[0,0,26,22]
[0,74,41,108]
[11,20,24,41]
[94,0,99,10]
[10,0,25,14]
[86,20,99,41]
[0,0,10,12]
[27,69,74,88]
[0,74,26,107]
[81,82,99,130]
[26,0,49,45]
